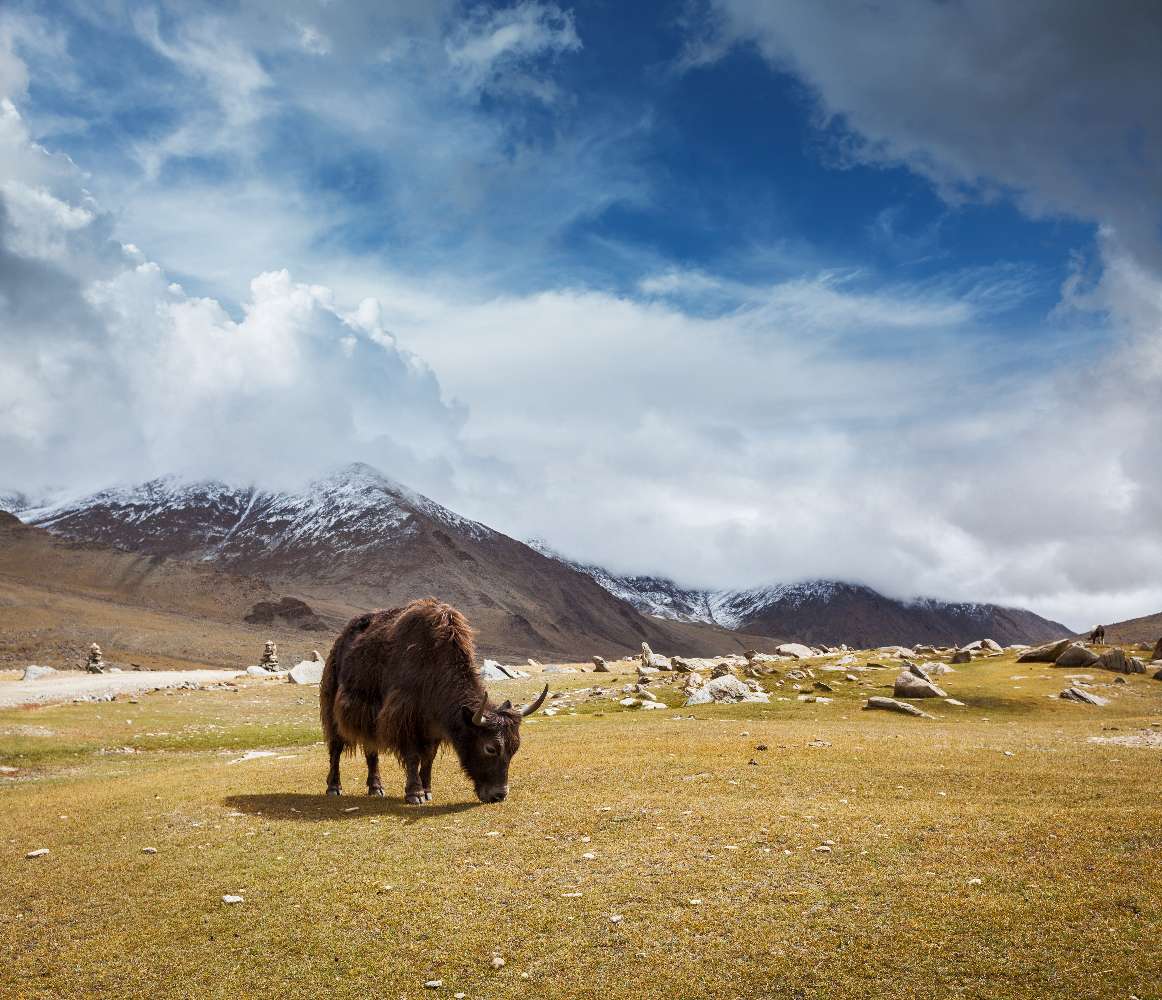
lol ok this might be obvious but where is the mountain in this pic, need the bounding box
[529,543,1070,648]
[9,465,779,661]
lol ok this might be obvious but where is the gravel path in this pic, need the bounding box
[0,670,244,708]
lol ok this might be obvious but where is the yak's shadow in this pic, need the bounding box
[222,792,480,824]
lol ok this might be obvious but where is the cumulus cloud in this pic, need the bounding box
[0,99,464,496]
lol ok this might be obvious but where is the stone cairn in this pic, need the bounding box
[85,643,105,674]
[259,640,279,671]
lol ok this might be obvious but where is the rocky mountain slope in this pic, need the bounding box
[1087,609,1162,645]
[9,466,778,661]
[529,542,1070,648]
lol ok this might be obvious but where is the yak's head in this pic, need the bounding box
[456,684,548,803]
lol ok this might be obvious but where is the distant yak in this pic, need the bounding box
[1089,625,1106,644]
[320,598,547,804]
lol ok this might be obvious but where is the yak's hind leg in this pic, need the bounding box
[326,737,347,796]
[419,742,437,802]
[365,749,384,796]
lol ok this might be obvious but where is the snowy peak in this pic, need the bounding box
[529,547,1069,647]
[20,463,494,571]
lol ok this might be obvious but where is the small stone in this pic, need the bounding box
[25,848,50,859]
[689,898,703,905]
[142,847,157,854]
[490,956,506,969]
[485,830,500,837]
[609,914,623,924]
[581,852,596,860]
[813,845,832,853]
[967,878,983,886]
[222,895,244,904]
[424,980,443,989]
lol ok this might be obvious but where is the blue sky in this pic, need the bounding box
[1,1,1160,626]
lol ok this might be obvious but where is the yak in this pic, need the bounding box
[320,598,548,804]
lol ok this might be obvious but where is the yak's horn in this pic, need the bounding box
[471,703,488,727]
[520,684,549,718]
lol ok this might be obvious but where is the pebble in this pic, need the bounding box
[581,852,596,860]
[454,994,466,999]
[25,848,50,859]
[485,830,500,837]
[609,914,623,924]
[142,847,157,854]
[424,980,443,989]
[561,892,583,898]
[490,956,506,969]
[813,845,832,853]
[967,878,983,886]
[688,898,703,905]
[1003,751,1015,757]
[222,895,244,904]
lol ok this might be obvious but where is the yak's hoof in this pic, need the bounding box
[405,793,425,805]
[423,790,432,802]
[326,786,343,796]
[368,786,385,797]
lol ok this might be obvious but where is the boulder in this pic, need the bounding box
[878,646,915,658]
[775,643,815,659]
[592,656,609,672]
[288,660,324,685]
[1053,644,1099,668]
[913,645,938,655]
[864,696,933,719]
[1153,668,1162,681]
[21,665,56,681]
[1060,687,1109,706]
[1017,639,1072,663]
[670,656,693,673]
[541,664,578,674]
[245,665,273,677]
[950,649,973,664]
[893,671,947,699]
[1095,648,1145,674]
[1153,637,1162,662]
[480,660,512,681]
[684,674,770,706]
[682,672,705,694]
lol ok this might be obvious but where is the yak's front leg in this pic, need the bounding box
[365,750,384,797]
[419,742,438,802]
[403,751,426,805]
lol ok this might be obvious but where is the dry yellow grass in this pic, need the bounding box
[1,651,1160,999]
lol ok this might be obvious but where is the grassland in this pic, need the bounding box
[1,650,1159,1000]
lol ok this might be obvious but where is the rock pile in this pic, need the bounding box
[85,643,105,674]
[1017,639,1072,663]
[640,642,671,671]
[259,641,279,671]
[893,663,947,699]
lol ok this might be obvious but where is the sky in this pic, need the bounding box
[0,1,1160,628]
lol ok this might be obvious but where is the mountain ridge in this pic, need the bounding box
[529,540,1071,648]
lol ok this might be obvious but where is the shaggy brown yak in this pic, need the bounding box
[320,598,548,804]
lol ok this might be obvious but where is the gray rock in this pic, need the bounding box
[1053,643,1099,668]
[245,665,272,677]
[950,649,973,664]
[893,670,947,698]
[684,674,770,706]
[1096,648,1144,674]
[775,643,815,659]
[592,656,609,672]
[288,660,324,685]
[1017,639,1073,663]
[864,697,933,718]
[1059,687,1109,706]
[541,664,579,674]
[21,665,56,681]
[670,656,693,673]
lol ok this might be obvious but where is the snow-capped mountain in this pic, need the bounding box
[528,541,1069,648]
[7,464,775,660]
[18,463,494,571]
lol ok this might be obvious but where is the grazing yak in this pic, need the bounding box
[320,598,548,804]
[1089,625,1106,644]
